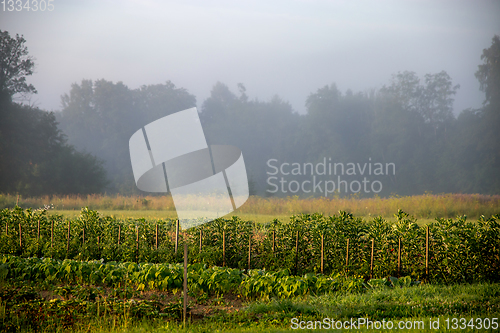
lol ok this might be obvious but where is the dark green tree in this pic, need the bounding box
[445,35,500,194]
[458,35,500,194]
[0,30,36,100]
[0,98,108,196]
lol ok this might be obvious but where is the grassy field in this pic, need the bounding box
[51,209,297,225]
[48,209,436,226]
[2,192,499,221]
[2,278,498,332]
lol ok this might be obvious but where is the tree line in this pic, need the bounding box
[1,30,499,197]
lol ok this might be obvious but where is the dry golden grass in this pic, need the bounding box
[2,193,499,220]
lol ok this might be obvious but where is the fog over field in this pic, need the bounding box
[1,0,499,197]
[1,0,498,114]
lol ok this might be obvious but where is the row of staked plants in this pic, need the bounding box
[0,207,499,283]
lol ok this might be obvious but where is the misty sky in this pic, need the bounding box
[1,0,499,114]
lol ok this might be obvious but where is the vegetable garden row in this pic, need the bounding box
[0,207,499,283]
[0,254,427,332]
[1,255,415,301]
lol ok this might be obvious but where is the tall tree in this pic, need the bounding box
[382,71,458,134]
[462,35,500,193]
[476,35,500,108]
[359,70,459,195]
[0,30,36,100]
[419,71,459,132]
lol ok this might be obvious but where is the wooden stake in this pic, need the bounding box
[321,233,324,274]
[51,221,54,248]
[199,228,202,252]
[118,225,121,247]
[272,229,276,255]
[248,232,252,270]
[66,221,71,254]
[183,241,188,327]
[370,239,375,279]
[175,219,179,253]
[136,226,139,263]
[294,230,299,275]
[19,223,22,250]
[426,226,429,277]
[346,238,350,268]
[155,224,158,250]
[398,238,401,276]
[222,229,226,267]
[82,228,85,245]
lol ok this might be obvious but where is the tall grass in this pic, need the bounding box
[1,193,499,219]
[0,194,176,211]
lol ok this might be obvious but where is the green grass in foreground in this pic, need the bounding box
[91,283,500,332]
[12,283,498,332]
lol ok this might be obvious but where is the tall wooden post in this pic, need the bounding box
[425,226,429,277]
[398,238,401,276]
[82,228,85,245]
[183,240,188,327]
[370,239,375,279]
[272,229,276,255]
[155,224,158,250]
[199,228,203,252]
[346,239,350,268]
[175,220,179,254]
[117,225,121,247]
[222,229,226,267]
[66,221,71,255]
[294,230,299,275]
[321,233,324,274]
[19,223,22,251]
[136,226,139,263]
[51,221,54,248]
[248,232,252,270]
